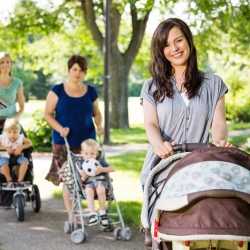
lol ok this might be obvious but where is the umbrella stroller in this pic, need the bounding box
[141,144,250,250]
[61,138,132,244]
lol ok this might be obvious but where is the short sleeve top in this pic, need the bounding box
[140,73,228,177]
[0,133,24,149]
[140,72,228,144]
[0,77,23,118]
[51,83,98,147]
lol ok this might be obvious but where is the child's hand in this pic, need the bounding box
[13,145,23,156]
[6,147,14,155]
[95,166,104,175]
[80,170,88,182]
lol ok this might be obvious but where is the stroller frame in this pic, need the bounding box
[63,138,132,244]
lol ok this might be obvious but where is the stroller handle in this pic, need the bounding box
[172,143,215,152]
[152,143,215,168]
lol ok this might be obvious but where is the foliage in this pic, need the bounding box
[128,83,143,97]
[225,71,250,122]
[26,111,52,151]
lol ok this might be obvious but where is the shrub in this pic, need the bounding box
[26,111,52,151]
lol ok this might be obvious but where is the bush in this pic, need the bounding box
[225,75,250,123]
[128,83,143,97]
[26,111,52,151]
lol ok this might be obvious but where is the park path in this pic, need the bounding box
[0,146,146,250]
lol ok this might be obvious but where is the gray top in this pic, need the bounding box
[140,72,228,184]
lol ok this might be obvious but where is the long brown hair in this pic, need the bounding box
[150,18,203,102]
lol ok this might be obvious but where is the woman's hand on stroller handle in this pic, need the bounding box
[153,141,174,159]
[59,127,70,138]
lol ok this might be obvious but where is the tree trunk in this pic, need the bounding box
[110,53,129,128]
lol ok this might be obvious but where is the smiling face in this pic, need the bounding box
[68,63,85,83]
[0,55,12,75]
[163,26,190,69]
[81,145,98,160]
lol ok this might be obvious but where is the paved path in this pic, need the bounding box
[0,149,145,250]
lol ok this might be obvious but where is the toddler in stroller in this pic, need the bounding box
[79,138,114,229]
[0,118,41,221]
[0,118,32,185]
[141,144,250,250]
[61,137,132,244]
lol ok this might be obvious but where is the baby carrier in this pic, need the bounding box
[141,143,250,250]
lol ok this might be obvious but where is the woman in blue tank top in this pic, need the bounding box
[44,55,103,224]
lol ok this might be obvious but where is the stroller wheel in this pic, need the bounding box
[31,184,41,213]
[14,194,25,222]
[70,229,87,244]
[113,227,122,240]
[120,227,132,241]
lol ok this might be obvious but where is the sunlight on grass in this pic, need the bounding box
[111,126,147,144]
[107,151,146,176]
[109,201,142,228]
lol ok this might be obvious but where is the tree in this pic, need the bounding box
[79,0,154,128]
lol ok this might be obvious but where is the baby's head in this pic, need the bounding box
[81,139,100,160]
[3,118,21,142]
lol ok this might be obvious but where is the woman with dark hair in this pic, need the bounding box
[140,18,230,247]
[0,52,25,130]
[44,54,103,227]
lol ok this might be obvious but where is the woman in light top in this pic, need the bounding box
[140,18,231,247]
[0,52,25,131]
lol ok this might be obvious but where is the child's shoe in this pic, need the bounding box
[99,210,112,231]
[88,212,98,226]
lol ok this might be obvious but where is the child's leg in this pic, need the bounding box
[85,186,95,212]
[96,184,106,211]
[85,184,98,225]
[96,183,111,228]
[0,164,12,182]
[17,163,28,182]
[16,155,28,182]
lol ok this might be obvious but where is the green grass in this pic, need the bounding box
[228,121,250,131]
[107,151,146,176]
[229,135,250,153]
[109,201,142,228]
[110,126,147,144]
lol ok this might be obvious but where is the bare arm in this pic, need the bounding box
[44,91,69,137]
[96,165,114,175]
[211,96,229,146]
[93,98,103,134]
[143,99,173,158]
[22,137,32,150]
[15,85,25,120]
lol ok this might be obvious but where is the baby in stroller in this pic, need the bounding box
[0,118,32,185]
[79,139,114,228]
